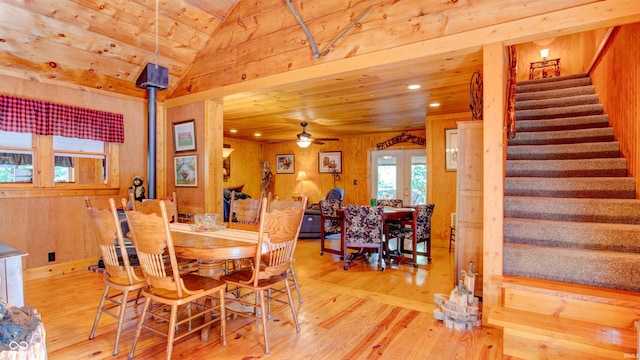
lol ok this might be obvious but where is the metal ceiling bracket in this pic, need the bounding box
[286,0,371,59]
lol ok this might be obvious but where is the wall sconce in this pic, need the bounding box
[540,48,549,62]
[296,170,306,194]
[222,144,234,158]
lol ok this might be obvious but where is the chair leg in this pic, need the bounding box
[258,290,270,354]
[165,304,179,360]
[284,280,301,332]
[88,285,110,340]
[289,264,303,303]
[128,296,151,360]
[113,288,130,356]
[218,289,227,346]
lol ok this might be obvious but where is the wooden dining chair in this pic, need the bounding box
[319,199,344,256]
[86,198,146,356]
[123,199,227,360]
[266,196,306,303]
[342,205,386,271]
[221,196,307,354]
[230,191,263,224]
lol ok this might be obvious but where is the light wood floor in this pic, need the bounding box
[24,238,504,359]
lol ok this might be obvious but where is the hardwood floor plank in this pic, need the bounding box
[24,240,503,359]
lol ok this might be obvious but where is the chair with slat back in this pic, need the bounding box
[86,198,146,356]
[122,199,227,360]
[319,199,344,256]
[221,196,307,354]
[342,205,386,271]
[130,195,198,273]
[266,196,305,304]
[230,191,263,224]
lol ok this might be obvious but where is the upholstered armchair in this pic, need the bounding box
[298,187,344,238]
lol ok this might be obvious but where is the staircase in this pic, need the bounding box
[488,73,640,358]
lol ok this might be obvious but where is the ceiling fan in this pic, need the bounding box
[296,122,339,148]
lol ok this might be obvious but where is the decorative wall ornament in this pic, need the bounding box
[376,133,426,150]
[469,70,483,121]
[286,0,371,59]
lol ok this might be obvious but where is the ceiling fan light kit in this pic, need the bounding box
[297,122,313,148]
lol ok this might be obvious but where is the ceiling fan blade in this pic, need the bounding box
[316,138,339,141]
[312,140,324,145]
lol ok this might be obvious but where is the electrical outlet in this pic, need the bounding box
[48,252,55,262]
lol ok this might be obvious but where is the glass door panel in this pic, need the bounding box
[371,149,426,206]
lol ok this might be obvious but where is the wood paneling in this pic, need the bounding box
[515,29,608,82]
[0,75,146,269]
[590,23,640,196]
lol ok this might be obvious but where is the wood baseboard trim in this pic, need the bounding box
[23,258,99,281]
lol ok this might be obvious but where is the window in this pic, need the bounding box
[0,131,33,183]
[0,131,109,186]
[53,136,107,184]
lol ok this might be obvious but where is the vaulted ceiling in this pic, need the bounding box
[2,0,631,143]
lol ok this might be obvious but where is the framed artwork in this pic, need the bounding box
[319,151,342,173]
[445,128,459,171]
[276,154,295,174]
[173,120,196,152]
[174,155,197,186]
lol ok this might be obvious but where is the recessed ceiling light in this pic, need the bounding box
[407,84,421,90]
[229,129,237,133]
[430,102,440,107]
[254,133,261,137]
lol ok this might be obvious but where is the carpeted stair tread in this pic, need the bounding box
[516,115,609,132]
[516,104,603,121]
[507,127,614,145]
[506,158,628,177]
[507,142,620,160]
[516,85,596,102]
[515,94,600,110]
[505,177,635,199]
[503,243,640,292]
[504,196,640,224]
[516,76,592,93]
[517,73,588,86]
[504,217,640,252]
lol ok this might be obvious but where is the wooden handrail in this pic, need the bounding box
[506,45,517,139]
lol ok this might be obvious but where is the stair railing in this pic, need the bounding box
[506,45,517,139]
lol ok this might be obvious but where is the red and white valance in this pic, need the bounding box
[0,94,124,143]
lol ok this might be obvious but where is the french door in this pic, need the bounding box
[371,149,427,206]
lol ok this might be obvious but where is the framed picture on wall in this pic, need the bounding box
[319,151,342,173]
[275,154,295,174]
[174,155,197,186]
[173,120,196,152]
[445,128,459,171]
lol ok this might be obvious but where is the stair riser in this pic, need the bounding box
[516,85,595,102]
[506,159,628,177]
[515,94,600,111]
[516,105,603,121]
[507,148,620,161]
[503,328,632,359]
[509,134,614,146]
[504,245,640,292]
[503,288,640,329]
[504,219,640,252]
[517,77,592,93]
[505,178,636,199]
[504,197,640,224]
[516,115,609,132]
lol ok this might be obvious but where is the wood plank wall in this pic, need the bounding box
[590,23,640,197]
[515,29,608,82]
[0,75,147,270]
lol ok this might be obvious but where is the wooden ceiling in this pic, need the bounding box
[0,0,481,143]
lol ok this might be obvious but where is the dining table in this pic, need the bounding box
[170,222,261,277]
